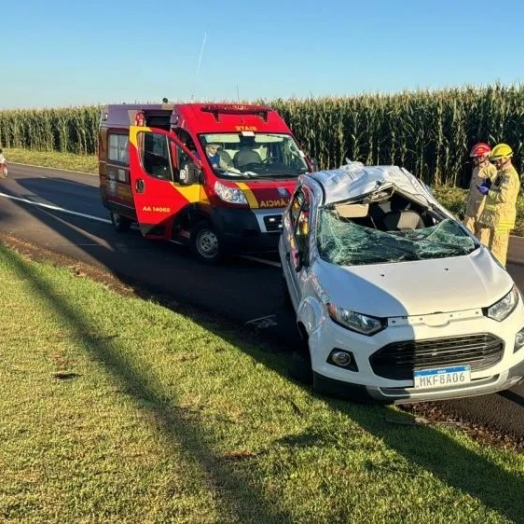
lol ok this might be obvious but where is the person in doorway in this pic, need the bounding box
[463,142,497,236]
[478,143,520,267]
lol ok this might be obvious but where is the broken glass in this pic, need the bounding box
[317,210,477,266]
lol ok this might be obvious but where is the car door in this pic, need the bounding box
[283,188,311,306]
[128,125,201,238]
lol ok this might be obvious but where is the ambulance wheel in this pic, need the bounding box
[110,211,132,232]
[191,221,223,264]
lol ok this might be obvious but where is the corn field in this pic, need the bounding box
[1,83,524,187]
[0,106,99,156]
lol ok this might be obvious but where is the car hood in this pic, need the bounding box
[315,247,515,317]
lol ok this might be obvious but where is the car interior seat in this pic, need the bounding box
[234,148,262,167]
[381,210,425,231]
[218,149,234,167]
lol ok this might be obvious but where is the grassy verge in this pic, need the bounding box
[5,148,97,174]
[5,148,524,236]
[1,241,524,523]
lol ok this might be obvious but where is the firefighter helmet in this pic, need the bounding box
[469,142,491,158]
[490,143,513,160]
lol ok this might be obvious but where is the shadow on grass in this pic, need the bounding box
[1,245,293,524]
[3,243,524,524]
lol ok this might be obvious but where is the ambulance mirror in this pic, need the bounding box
[179,162,200,186]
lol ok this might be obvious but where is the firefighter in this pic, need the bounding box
[478,143,520,267]
[463,143,497,236]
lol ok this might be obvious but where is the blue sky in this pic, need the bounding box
[3,0,524,109]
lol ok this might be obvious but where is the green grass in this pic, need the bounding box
[1,242,524,523]
[5,148,97,174]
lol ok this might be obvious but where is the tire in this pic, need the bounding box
[281,276,293,310]
[288,349,313,385]
[191,221,223,264]
[110,211,132,232]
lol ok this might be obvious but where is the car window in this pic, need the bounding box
[198,132,309,180]
[289,189,310,251]
[289,191,305,228]
[140,132,173,180]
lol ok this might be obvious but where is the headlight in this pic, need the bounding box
[214,181,247,205]
[514,328,524,352]
[486,285,519,322]
[327,303,385,336]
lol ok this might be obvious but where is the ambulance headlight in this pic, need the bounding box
[214,181,248,205]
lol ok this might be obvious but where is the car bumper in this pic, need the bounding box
[307,304,524,403]
[313,361,524,403]
[211,207,284,254]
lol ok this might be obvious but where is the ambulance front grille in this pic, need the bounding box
[263,214,283,233]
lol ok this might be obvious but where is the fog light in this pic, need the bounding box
[328,349,358,371]
[333,351,352,366]
[515,328,524,352]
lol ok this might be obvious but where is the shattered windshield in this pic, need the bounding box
[199,133,309,180]
[317,209,477,266]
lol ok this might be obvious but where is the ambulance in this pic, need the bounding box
[98,102,316,263]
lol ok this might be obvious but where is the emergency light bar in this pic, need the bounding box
[201,104,270,122]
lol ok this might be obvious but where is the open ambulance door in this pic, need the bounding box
[128,125,202,239]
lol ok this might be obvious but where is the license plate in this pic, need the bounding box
[413,365,471,389]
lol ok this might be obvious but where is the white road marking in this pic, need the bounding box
[240,255,281,268]
[0,192,111,224]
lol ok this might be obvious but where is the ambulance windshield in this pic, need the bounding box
[199,133,310,179]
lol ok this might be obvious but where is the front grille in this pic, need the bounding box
[370,333,504,380]
[263,214,283,233]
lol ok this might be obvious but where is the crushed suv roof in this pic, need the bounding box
[309,162,436,207]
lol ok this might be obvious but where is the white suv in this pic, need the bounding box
[279,162,524,403]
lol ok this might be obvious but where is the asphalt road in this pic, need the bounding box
[2,162,524,439]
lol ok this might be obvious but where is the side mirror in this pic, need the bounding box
[179,162,201,186]
[309,158,319,172]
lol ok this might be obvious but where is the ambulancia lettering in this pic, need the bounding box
[260,198,289,208]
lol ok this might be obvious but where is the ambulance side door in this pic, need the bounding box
[128,125,201,237]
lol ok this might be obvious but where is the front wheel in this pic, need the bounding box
[110,211,132,232]
[281,276,293,310]
[288,349,313,385]
[191,221,223,264]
